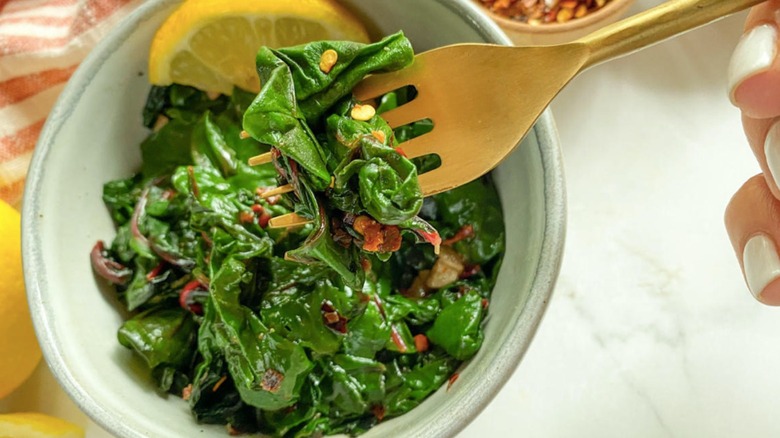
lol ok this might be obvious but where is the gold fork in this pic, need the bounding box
[254,0,760,228]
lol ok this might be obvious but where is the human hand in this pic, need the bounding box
[726,0,780,305]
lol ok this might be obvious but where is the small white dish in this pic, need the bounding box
[22,0,566,436]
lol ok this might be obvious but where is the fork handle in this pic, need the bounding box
[578,0,764,69]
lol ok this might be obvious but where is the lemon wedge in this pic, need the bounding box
[0,413,84,438]
[149,0,370,95]
[0,200,41,400]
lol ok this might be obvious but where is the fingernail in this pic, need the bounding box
[728,24,777,103]
[765,121,780,188]
[743,233,780,300]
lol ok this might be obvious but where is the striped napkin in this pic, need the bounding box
[0,0,142,209]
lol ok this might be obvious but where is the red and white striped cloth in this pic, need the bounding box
[0,0,142,209]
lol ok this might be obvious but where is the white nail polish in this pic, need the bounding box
[728,24,777,101]
[765,121,780,189]
[743,234,780,299]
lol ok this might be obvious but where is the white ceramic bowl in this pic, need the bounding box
[22,1,566,436]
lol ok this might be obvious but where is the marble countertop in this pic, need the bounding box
[3,2,772,437]
[464,4,771,437]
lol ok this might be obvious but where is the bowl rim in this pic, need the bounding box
[474,0,635,34]
[21,0,567,436]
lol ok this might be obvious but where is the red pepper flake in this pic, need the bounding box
[380,225,402,252]
[371,405,386,422]
[394,146,407,157]
[261,368,284,393]
[352,215,402,253]
[355,216,383,251]
[249,204,272,228]
[212,375,227,392]
[352,214,375,234]
[145,261,166,281]
[414,334,429,352]
[258,212,272,228]
[226,424,241,436]
[182,384,193,401]
[238,211,255,224]
[371,130,387,143]
[447,372,460,390]
[443,224,474,246]
[179,280,206,315]
[321,300,349,333]
[479,0,611,24]
[482,298,490,310]
[362,233,383,252]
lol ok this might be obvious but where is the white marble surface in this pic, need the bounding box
[3,2,773,437]
[463,4,775,438]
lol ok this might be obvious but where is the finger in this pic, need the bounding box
[740,115,780,200]
[728,0,780,119]
[725,174,780,305]
[730,1,780,201]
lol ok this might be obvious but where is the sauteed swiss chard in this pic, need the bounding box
[91,33,505,437]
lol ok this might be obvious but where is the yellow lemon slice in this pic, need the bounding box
[0,200,41,400]
[0,413,84,438]
[149,0,370,95]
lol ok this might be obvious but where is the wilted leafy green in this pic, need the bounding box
[243,32,433,283]
[93,33,506,438]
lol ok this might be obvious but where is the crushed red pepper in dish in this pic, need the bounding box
[480,0,612,25]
